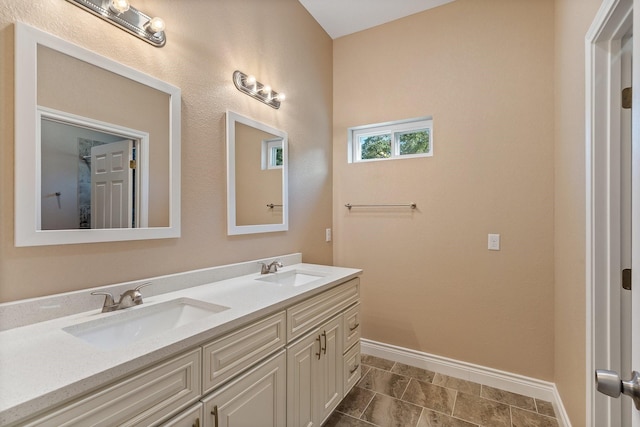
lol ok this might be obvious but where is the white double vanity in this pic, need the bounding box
[0,254,362,426]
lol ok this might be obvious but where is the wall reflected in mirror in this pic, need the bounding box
[235,122,283,226]
[226,110,288,235]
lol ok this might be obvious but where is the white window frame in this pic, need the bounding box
[348,116,433,163]
[261,137,284,170]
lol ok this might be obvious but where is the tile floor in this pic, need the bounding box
[323,355,559,427]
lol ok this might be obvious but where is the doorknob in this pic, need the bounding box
[595,369,640,410]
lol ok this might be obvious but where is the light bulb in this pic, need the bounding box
[275,93,285,102]
[147,17,166,34]
[245,75,257,92]
[109,0,130,13]
[262,85,272,95]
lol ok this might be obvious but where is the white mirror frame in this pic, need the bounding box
[14,22,181,246]
[226,110,288,235]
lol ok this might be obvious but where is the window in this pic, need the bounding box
[262,138,284,170]
[348,117,433,163]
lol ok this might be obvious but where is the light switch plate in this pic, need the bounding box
[488,234,500,250]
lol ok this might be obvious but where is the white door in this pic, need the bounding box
[589,1,640,425]
[617,24,639,426]
[630,5,640,424]
[90,139,133,229]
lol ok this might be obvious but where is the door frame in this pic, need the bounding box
[586,0,633,426]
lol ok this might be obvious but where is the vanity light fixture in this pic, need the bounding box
[233,70,285,109]
[66,0,166,47]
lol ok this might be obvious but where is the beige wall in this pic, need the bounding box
[334,0,556,380]
[553,0,603,424]
[235,122,283,226]
[0,0,333,302]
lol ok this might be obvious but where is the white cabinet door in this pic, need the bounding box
[202,350,286,427]
[317,316,343,424]
[287,328,319,427]
[287,316,344,427]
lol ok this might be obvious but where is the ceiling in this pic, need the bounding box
[297,0,457,39]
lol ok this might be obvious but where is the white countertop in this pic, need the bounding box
[0,262,361,425]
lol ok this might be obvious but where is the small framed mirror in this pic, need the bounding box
[14,22,181,246]
[226,110,288,235]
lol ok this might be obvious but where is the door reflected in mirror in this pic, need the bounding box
[227,110,288,235]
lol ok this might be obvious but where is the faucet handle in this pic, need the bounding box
[91,291,115,312]
[134,282,152,292]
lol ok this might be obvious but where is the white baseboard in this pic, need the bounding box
[360,339,572,427]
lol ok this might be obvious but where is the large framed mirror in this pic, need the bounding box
[226,110,288,235]
[14,22,181,246]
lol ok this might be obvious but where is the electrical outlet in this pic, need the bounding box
[488,234,500,251]
[325,228,332,242]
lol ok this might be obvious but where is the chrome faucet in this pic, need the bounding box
[259,260,283,274]
[91,282,152,313]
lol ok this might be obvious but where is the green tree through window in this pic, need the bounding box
[273,147,283,166]
[399,130,430,155]
[360,135,391,159]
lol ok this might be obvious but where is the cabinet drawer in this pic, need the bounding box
[25,348,201,427]
[202,311,286,394]
[160,403,203,427]
[343,342,361,394]
[342,303,360,352]
[287,278,359,342]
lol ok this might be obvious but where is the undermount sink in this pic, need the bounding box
[63,298,230,350]
[255,269,325,286]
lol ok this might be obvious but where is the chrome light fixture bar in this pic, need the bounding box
[233,71,285,109]
[66,0,166,47]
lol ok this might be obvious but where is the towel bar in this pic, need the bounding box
[345,203,416,210]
